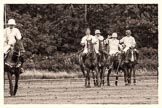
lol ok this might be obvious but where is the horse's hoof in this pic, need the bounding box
[107,84,110,86]
[125,83,128,86]
[10,94,15,97]
[87,86,91,88]
[128,83,131,86]
[98,84,101,87]
[134,83,136,86]
[115,81,118,86]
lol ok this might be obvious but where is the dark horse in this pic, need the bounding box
[98,40,109,86]
[123,47,138,85]
[79,39,100,87]
[4,39,24,96]
[106,52,126,86]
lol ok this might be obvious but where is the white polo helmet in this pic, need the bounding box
[111,33,117,38]
[95,30,101,34]
[8,19,16,25]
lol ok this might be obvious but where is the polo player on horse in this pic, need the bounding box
[4,19,25,74]
[104,32,122,75]
[80,28,100,63]
[120,30,139,63]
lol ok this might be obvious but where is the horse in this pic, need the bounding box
[104,39,129,86]
[98,40,109,86]
[79,38,100,87]
[4,38,24,96]
[123,47,138,85]
[106,52,130,86]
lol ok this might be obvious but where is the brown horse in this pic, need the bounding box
[106,52,127,86]
[79,39,100,87]
[98,40,109,86]
[104,40,128,86]
[4,38,24,96]
[123,47,138,85]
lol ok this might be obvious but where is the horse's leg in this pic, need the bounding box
[129,67,132,85]
[133,65,136,85]
[107,69,111,86]
[92,69,96,86]
[115,76,119,86]
[80,64,85,77]
[14,70,20,96]
[127,68,131,85]
[87,69,91,88]
[100,67,105,86]
[115,66,119,86]
[123,69,127,85]
[85,69,88,87]
[7,72,14,96]
[124,67,129,86]
[96,67,101,87]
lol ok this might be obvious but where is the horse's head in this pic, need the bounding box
[127,47,137,62]
[99,40,105,52]
[14,38,25,53]
[86,38,94,54]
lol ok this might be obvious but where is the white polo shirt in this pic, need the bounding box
[81,35,97,53]
[109,38,120,55]
[120,36,136,52]
[94,35,104,52]
[4,27,22,53]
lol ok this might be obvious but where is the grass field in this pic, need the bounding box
[4,76,158,104]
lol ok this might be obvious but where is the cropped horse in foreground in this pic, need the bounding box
[4,39,24,96]
[123,47,138,85]
[79,39,100,87]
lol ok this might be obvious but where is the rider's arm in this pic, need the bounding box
[80,37,85,46]
[4,29,8,45]
[15,28,22,40]
[119,37,124,44]
[131,37,136,48]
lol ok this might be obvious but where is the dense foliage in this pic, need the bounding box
[5,4,158,71]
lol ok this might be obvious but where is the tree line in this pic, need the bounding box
[5,4,158,59]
